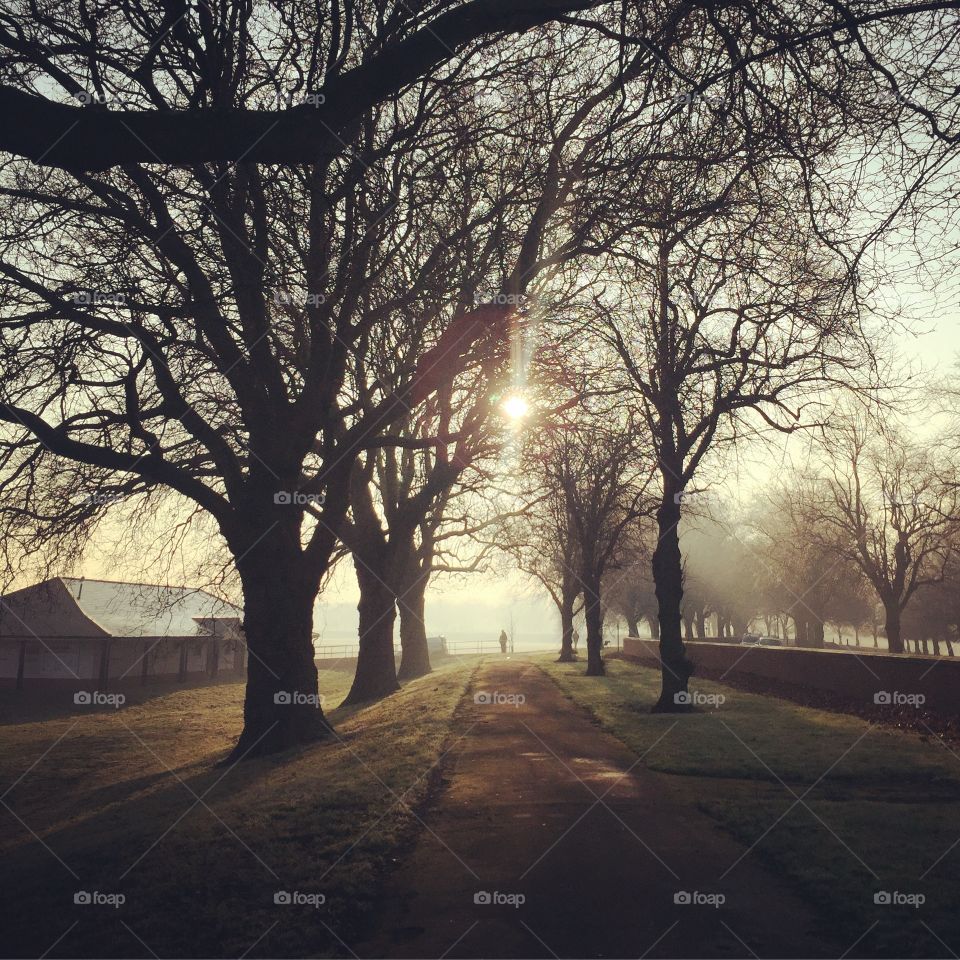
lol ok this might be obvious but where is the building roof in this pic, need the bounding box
[0,577,242,639]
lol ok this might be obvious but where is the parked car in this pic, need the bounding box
[740,634,783,647]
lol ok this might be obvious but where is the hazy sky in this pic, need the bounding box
[66,224,959,641]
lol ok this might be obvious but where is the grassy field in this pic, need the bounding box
[539,655,960,959]
[0,659,481,959]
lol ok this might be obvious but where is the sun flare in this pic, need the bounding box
[502,394,530,421]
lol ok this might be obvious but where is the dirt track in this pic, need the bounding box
[358,659,839,959]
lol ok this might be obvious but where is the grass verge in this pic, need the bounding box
[0,658,480,959]
[539,654,960,959]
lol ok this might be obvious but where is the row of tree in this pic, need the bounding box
[542,410,960,661]
[0,1,957,754]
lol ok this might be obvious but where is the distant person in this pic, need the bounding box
[572,628,580,653]
[499,629,508,654]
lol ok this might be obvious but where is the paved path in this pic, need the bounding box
[359,660,838,959]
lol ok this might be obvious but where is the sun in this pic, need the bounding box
[502,394,530,421]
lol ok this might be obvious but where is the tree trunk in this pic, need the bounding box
[652,491,692,710]
[230,541,330,762]
[884,602,904,654]
[583,571,605,676]
[557,587,577,661]
[683,611,694,640]
[397,577,431,680]
[395,542,432,681]
[695,611,706,639]
[626,616,640,639]
[648,614,660,640]
[344,556,400,704]
[796,618,824,648]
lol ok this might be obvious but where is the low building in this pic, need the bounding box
[0,577,245,688]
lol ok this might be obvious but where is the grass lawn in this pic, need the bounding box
[0,658,481,959]
[539,655,960,959]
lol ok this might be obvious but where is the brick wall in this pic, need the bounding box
[621,638,960,714]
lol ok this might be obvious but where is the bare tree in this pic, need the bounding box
[2,1,958,172]
[0,0,958,755]
[810,415,959,653]
[0,75,530,757]
[0,16,645,752]
[341,376,503,703]
[592,146,873,705]
[497,475,585,662]
[752,482,867,647]
[603,528,658,641]
[536,413,653,675]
